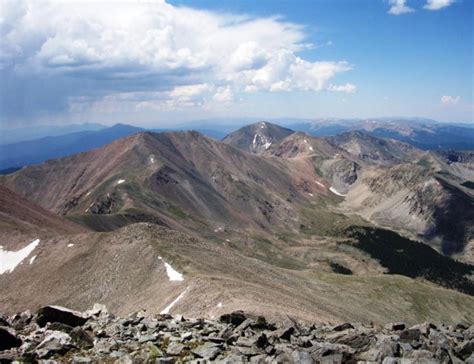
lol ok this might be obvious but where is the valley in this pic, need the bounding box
[1,122,473,327]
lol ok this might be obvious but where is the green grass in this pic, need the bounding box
[299,203,368,237]
[168,204,188,219]
[244,236,306,270]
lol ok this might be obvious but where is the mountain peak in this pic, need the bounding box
[222,122,294,154]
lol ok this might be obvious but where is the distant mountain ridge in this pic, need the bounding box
[0,123,106,145]
[0,124,230,171]
[223,122,474,261]
[0,124,143,170]
[288,118,474,150]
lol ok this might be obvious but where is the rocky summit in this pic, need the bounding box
[1,305,473,363]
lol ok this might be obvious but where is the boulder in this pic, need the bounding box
[70,327,94,349]
[35,331,72,358]
[37,306,88,328]
[0,327,22,350]
[192,342,222,360]
[332,322,354,332]
[219,311,247,326]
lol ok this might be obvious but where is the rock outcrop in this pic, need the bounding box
[0,305,472,363]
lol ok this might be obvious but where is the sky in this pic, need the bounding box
[0,0,472,128]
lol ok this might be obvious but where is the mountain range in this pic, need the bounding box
[0,121,473,325]
[289,118,474,150]
[2,118,474,173]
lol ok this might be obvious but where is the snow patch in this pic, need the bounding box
[85,191,91,197]
[315,181,325,188]
[252,134,258,148]
[309,146,314,151]
[308,192,313,196]
[49,305,78,313]
[158,256,184,281]
[304,139,308,143]
[29,255,37,264]
[329,187,347,197]
[217,302,223,308]
[0,239,40,274]
[117,179,125,185]
[67,244,74,248]
[161,287,188,314]
[260,122,266,128]
[264,142,272,150]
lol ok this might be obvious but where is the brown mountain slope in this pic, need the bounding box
[1,128,473,324]
[0,131,330,236]
[325,131,422,165]
[223,126,473,261]
[1,223,473,325]
[343,164,474,261]
[0,185,86,239]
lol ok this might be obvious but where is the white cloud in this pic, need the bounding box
[0,0,354,120]
[213,86,234,102]
[328,83,357,93]
[441,95,460,105]
[424,0,455,10]
[388,0,415,15]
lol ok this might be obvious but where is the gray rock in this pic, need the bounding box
[166,341,186,356]
[37,306,87,328]
[332,323,354,332]
[0,306,468,364]
[192,342,222,360]
[220,311,247,326]
[35,331,72,358]
[0,313,9,327]
[236,345,260,357]
[155,357,175,364]
[215,353,247,363]
[319,353,343,364]
[291,349,313,363]
[138,333,157,343]
[455,339,474,360]
[114,355,134,364]
[0,327,22,350]
[388,323,406,331]
[70,327,94,349]
[400,328,421,343]
[71,355,93,364]
[382,357,400,364]
[270,326,294,341]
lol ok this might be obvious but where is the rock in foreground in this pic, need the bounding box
[0,306,472,363]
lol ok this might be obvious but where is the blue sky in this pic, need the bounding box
[0,0,472,127]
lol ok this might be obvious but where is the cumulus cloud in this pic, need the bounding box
[0,0,354,123]
[213,87,234,102]
[424,0,455,10]
[441,95,460,105]
[387,0,415,15]
[328,83,357,93]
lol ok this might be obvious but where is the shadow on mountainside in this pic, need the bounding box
[344,226,474,296]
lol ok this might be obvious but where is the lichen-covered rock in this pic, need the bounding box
[0,306,471,363]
